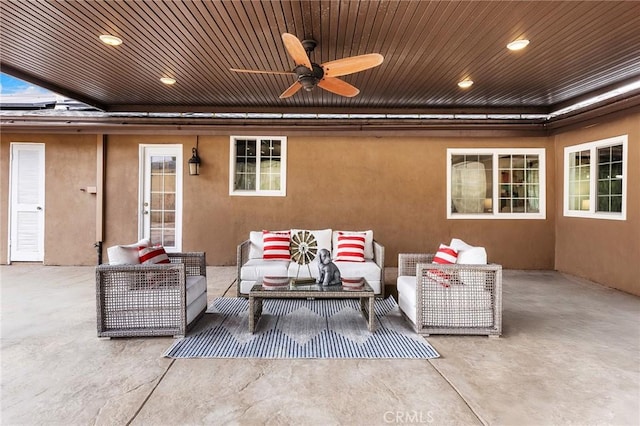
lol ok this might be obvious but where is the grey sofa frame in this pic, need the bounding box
[398,253,502,337]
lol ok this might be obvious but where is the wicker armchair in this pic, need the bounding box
[397,253,502,337]
[96,252,207,338]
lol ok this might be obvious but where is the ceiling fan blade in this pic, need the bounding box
[279,81,302,99]
[317,77,360,97]
[321,53,384,77]
[230,68,295,76]
[282,33,312,69]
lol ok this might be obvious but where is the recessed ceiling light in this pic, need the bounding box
[458,79,474,89]
[99,34,122,46]
[507,39,530,51]
[160,77,176,85]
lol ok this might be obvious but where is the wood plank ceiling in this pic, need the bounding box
[1,0,640,115]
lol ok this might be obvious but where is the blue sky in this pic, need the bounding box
[0,72,53,96]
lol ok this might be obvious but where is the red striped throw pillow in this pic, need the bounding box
[334,232,366,262]
[262,230,291,261]
[138,245,171,265]
[427,243,458,287]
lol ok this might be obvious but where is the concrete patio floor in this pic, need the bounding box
[1,265,639,426]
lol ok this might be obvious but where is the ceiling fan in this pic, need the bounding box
[230,33,384,99]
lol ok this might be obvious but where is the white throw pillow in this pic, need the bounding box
[291,228,332,255]
[449,238,487,285]
[450,238,487,264]
[249,231,264,259]
[107,238,150,265]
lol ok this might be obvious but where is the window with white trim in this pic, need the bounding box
[563,135,627,220]
[229,136,287,196]
[447,148,546,219]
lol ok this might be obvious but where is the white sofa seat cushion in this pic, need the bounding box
[186,292,207,324]
[287,259,382,294]
[287,259,380,283]
[239,280,257,294]
[186,275,207,306]
[397,276,417,323]
[333,259,380,283]
[241,259,290,281]
[287,259,320,278]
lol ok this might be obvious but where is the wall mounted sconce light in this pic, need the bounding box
[189,138,201,176]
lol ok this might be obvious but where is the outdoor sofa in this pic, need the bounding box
[96,243,207,338]
[237,229,385,297]
[397,238,502,336]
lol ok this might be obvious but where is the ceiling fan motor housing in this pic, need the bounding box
[295,63,324,91]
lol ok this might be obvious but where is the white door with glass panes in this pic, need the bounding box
[139,145,183,252]
[9,143,45,262]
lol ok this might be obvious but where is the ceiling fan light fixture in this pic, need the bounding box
[507,39,530,51]
[99,34,123,46]
[458,79,474,89]
[298,75,317,91]
[160,77,176,85]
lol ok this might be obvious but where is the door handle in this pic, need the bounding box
[36,206,42,211]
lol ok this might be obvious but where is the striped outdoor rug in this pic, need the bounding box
[164,297,439,359]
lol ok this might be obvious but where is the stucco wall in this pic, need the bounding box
[2,117,637,294]
[1,134,97,265]
[102,134,555,270]
[553,113,640,295]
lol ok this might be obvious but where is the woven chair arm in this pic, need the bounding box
[96,263,187,295]
[168,252,206,276]
[398,253,435,277]
[417,262,502,289]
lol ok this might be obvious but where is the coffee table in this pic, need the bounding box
[249,277,376,333]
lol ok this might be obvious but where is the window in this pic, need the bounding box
[447,148,546,219]
[564,135,627,220]
[229,136,287,196]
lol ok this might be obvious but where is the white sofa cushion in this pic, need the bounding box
[287,259,382,293]
[107,238,150,265]
[241,259,290,281]
[187,292,207,324]
[248,231,264,259]
[450,238,488,284]
[397,275,417,324]
[186,275,207,306]
[291,228,332,254]
[450,238,487,264]
[332,230,374,259]
[288,259,320,278]
[334,259,381,284]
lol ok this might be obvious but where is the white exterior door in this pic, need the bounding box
[9,143,45,262]
[139,145,183,252]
